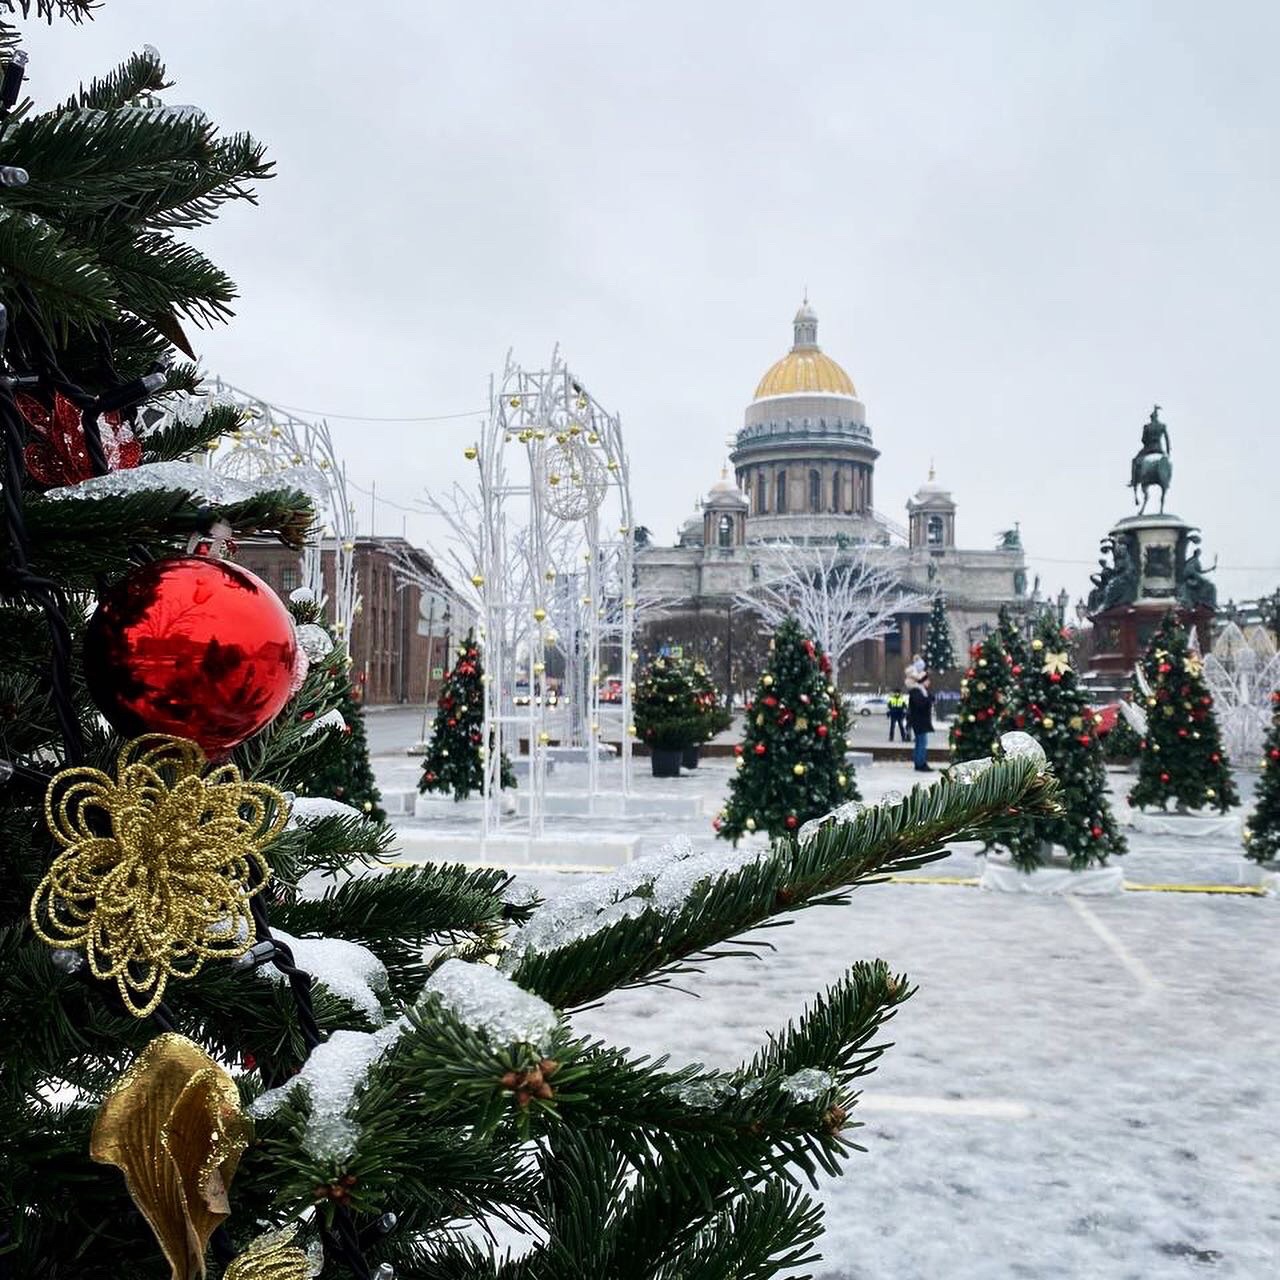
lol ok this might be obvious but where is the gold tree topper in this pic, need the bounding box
[91,1033,253,1280]
[30,735,289,1017]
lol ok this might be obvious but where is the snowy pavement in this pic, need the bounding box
[371,734,1280,1278]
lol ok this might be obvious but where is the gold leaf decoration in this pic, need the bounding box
[1183,652,1204,677]
[91,1033,253,1280]
[225,1225,314,1280]
[29,735,289,1017]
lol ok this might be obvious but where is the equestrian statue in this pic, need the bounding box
[1130,405,1171,514]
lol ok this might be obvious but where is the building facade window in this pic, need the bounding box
[927,514,944,545]
[775,470,788,513]
[717,514,733,547]
[281,564,301,594]
[808,469,821,512]
[831,470,841,512]
[755,468,767,514]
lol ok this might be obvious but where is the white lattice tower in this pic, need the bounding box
[468,348,635,838]
[201,378,360,648]
[1203,621,1280,768]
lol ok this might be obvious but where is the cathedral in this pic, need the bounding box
[636,300,1033,687]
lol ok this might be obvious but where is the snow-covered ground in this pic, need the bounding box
[371,714,1280,1279]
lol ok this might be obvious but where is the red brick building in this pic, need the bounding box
[237,536,460,705]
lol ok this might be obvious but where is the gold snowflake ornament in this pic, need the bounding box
[1183,652,1204,677]
[30,735,289,1017]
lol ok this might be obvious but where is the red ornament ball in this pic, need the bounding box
[754,742,767,755]
[733,743,744,756]
[1091,826,1103,839]
[1011,664,1023,676]
[1160,771,1170,783]
[85,555,298,757]
[1049,672,1062,684]
[816,723,829,737]
[1271,749,1280,762]
[785,814,798,829]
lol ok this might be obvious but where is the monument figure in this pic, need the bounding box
[1179,540,1218,610]
[1101,534,1138,610]
[1130,405,1172,515]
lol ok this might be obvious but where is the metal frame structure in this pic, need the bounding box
[201,377,361,646]
[468,349,634,840]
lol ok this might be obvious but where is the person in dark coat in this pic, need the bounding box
[907,672,935,771]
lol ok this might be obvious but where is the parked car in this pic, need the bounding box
[844,692,889,717]
[599,676,624,703]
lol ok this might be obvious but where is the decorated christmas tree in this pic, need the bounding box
[0,15,1067,1280]
[689,656,733,744]
[1101,696,1143,763]
[718,617,857,840]
[1128,612,1239,813]
[1000,603,1029,672]
[949,626,1012,760]
[999,614,1126,869]
[633,652,703,755]
[923,593,955,674]
[420,629,515,799]
[290,590,385,821]
[1244,691,1280,864]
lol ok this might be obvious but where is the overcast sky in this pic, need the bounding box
[20,1,1280,605]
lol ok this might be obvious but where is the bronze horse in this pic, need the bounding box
[1132,451,1171,515]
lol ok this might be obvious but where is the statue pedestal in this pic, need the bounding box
[1087,512,1213,682]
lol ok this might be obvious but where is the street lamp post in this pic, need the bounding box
[725,599,733,706]
[1057,588,1069,627]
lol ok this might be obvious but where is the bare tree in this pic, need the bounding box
[735,543,930,682]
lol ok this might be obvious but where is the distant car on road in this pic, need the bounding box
[513,683,558,707]
[599,676,624,703]
[844,692,889,717]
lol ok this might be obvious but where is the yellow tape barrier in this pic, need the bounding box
[889,875,1267,896]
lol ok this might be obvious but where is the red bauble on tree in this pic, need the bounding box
[85,554,298,756]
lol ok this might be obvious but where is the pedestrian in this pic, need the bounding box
[887,687,910,742]
[905,652,926,684]
[907,672,935,772]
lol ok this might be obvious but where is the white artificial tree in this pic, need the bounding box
[735,543,929,682]
[1202,621,1280,767]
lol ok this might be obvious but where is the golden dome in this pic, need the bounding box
[752,298,856,400]
[754,349,856,399]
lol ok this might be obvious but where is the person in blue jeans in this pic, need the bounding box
[907,672,935,771]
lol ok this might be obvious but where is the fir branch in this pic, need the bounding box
[0,208,115,328]
[58,47,167,113]
[140,398,242,460]
[94,229,237,327]
[511,756,1059,1009]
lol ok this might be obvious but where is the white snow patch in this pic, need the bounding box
[43,459,325,504]
[500,835,763,971]
[263,928,389,1023]
[289,797,365,827]
[302,708,347,738]
[425,959,559,1052]
[999,730,1047,767]
[251,1021,408,1160]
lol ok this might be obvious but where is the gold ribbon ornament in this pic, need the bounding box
[91,1033,253,1280]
